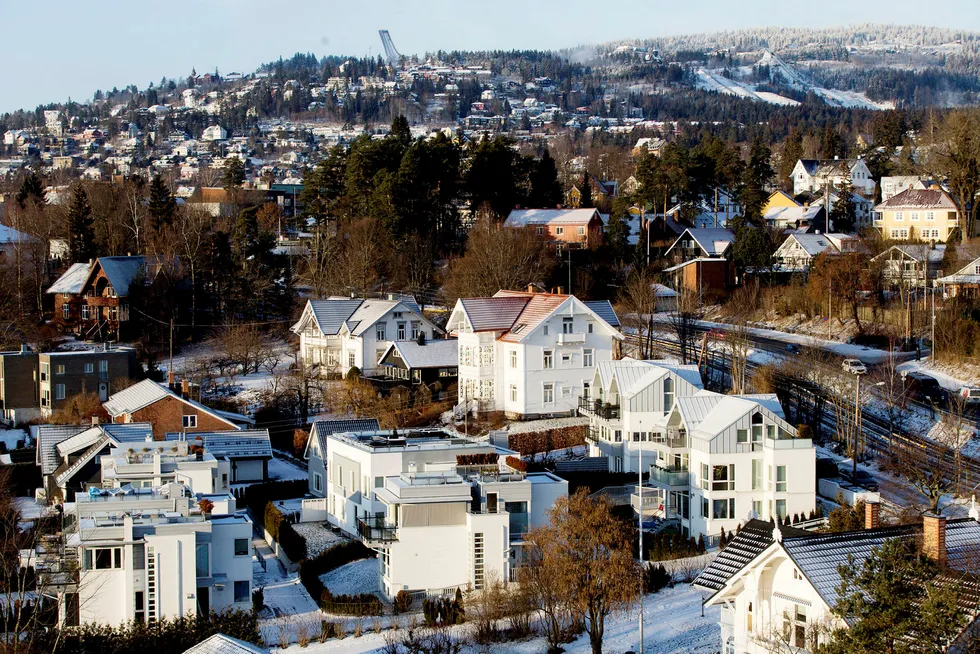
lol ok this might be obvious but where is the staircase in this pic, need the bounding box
[56,435,109,487]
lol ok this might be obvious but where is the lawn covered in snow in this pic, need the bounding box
[318,558,379,596]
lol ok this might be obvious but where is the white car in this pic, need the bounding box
[960,387,980,405]
[842,359,868,375]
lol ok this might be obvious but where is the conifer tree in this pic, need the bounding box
[579,171,594,208]
[147,175,177,232]
[66,184,96,265]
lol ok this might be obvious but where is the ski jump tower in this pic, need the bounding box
[378,30,401,66]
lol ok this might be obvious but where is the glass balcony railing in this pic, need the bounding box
[578,397,620,419]
[649,466,691,488]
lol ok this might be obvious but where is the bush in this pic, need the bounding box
[504,456,527,472]
[277,521,308,562]
[321,588,383,616]
[252,587,264,612]
[421,590,465,627]
[394,590,414,614]
[242,479,308,524]
[507,425,586,456]
[456,453,498,466]
[299,541,376,612]
[642,563,673,594]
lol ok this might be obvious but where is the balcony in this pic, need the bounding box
[649,466,691,488]
[578,397,620,420]
[586,425,600,446]
[557,332,586,344]
[357,516,398,545]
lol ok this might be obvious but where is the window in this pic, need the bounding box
[182,415,198,429]
[614,430,622,443]
[62,303,70,319]
[510,385,517,402]
[509,349,517,368]
[663,377,674,414]
[536,226,544,235]
[81,305,89,320]
[85,547,122,570]
[747,601,754,633]
[41,390,50,407]
[560,386,571,399]
[911,212,920,221]
[99,359,108,379]
[313,472,323,493]
[55,364,65,375]
[790,604,807,647]
[543,325,548,336]
[40,363,48,382]
[55,384,65,400]
[543,350,553,369]
[555,226,564,235]
[562,317,573,334]
[752,459,763,490]
[542,383,554,404]
[926,211,935,221]
[222,473,228,487]
[776,498,788,520]
[895,211,904,221]
[753,500,763,519]
[776,465,787,492]
[84,362,94,374]
[712,464,735,491]
[577,226,585,235]
[375,476,383,488]
[234,580,249,603]
[737,429,748,443]
[376,323,386,341]
[135,591,145,624]
[196,543,209,577]
[411,321,421,340]
[348,351,355,368]
[587,322,594,333]
[583,348,594,368]
[561,353,571,365]
[397,322,406,340]
[583,381,591,398]
[700,463,710,490]
[133,543,145,570]
[713,498,735,520]
[751,413,763,442]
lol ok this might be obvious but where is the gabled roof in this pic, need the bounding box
[503,208,601,227]
[871,244,946,265]
[874,188,956,211]
[776,233,856,258]
[454,296,531,332]
[584,300,620,328]
[449,292,621,343]
[47,262,92,295]
[35,424,88,474]
[673,390,789,440]
[196,430,273,459]
[82,256,151,297]
[594,358,703,398]
[0,223,36,245]
[665,228,735,258]
[795,158,865,177]
[938,256,980,286]
[764,204,825,226]
[291,298,430,338]
[103,379,240,429]
[382,339,458,369]
[695,519,811,593]
[182,633,269,654]
[306,418,381,459]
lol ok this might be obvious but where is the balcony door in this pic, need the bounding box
[486,492,498,514]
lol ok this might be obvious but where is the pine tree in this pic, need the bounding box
[66,184,95,265]
[697,534,706,554]
[222,157,246,191]
[147,175,177,232]
[16,171,45,209]
[579,171,594,208]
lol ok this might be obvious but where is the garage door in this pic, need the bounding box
[234,459,264,483]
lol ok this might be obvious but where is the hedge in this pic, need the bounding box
[455,453,497,466]
[238,479,308,523]
[507,425,586,456]
[299,541,377,615]
[321,588,383,616]
[262,501,307,562]
[504,456,527,472]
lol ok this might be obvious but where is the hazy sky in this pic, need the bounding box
[2,0,979,113]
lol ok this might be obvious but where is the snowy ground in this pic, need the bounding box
[270,583,720,654]
[319,558,379,596]
[0,428,28,450]
[13,497,51,521]
[506,416,589,435]
[292,522,348,558]
[268,457,309,482]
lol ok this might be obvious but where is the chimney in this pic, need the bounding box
[103,341,110,352]
[556,286,564,295]
[922,514,947,566]
[91,415,100,426]
[864,499,880,530]
[167,370,175,388]
[181,378,190,397]
[527,284,535,294]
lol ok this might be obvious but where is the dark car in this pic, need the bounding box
[837,460,879,491]
[815,454,838,480]
[904,372,946,405]
[785,343,801,355]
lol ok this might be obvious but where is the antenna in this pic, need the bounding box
[379,29,401,66]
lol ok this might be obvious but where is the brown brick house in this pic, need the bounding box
[103,378,253,439]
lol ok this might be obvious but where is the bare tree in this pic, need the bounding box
[885,431,957,515]
[668,288,704,365]
[617,270,659,359]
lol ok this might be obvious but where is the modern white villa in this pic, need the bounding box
[446,289,622,418]
[321,427,567,599]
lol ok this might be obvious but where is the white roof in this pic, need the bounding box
[103,379,240,429]
[503,208,600,227]
[46,262,91,294]
[595,359,703,399]
[384,339,458,369]
[0,223,35,245]
[674,391,788,440]
[937,255,980,285]
[182,634,269,654]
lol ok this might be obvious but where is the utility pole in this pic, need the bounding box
[568,246,572,295]
[854,372,861,480]
[169,318,174,379]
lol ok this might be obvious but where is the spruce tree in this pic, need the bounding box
[66,184,96,265]
[579,171,593,208]
[222,157,246,191]
[147,175,177,232]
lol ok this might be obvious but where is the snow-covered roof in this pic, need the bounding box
[47,262,91,294]
[874,188,956,211]
[0,223,35,245]
[673,390,789,440]
[103,379,240,429]
[291,297,427,338]
[182,633,269,654]
[196,430,272,460]
[665,228,735,258]
[503,208,601,227]
[594,358,703,399]
[35,425,86,474]
[871,244,946,264]
[306,418,381,459]
[764,204,824,226]
[383,339,458,369]
[90,256,150,297]
[938,256,980,286]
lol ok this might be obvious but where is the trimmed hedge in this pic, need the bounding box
[505,455,527,472]
[239,479,308,523]
[299,541,377,615]
[455,453,497,466]
[508,425,586,455]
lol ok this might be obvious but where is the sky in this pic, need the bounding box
[2,0,979,114]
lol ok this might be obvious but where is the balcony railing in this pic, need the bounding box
[649,466,691,488]
[357,516,398,544]
[557,332,586,344]
[586,426,601,445]
[578,397,620,420]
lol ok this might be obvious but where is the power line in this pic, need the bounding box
[130,305,296,329]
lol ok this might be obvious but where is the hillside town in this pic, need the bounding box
[2,10,980,654]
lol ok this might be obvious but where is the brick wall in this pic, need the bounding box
[121,396,236,439]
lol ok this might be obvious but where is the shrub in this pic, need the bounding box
[243,479,308,524]
[642,563,673,594]
[504,456,527,472]
[394,590,414,614]
[507,425,586,456]
[277,521,308,562]
[321,588,383,616]
[455,453,498,466]
[252,587,264,612]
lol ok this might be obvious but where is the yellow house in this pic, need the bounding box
[873,188,959,242]
[762,190,800,215]
[565,186,582,208]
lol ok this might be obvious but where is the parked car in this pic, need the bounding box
[959,387,980,405]
[815,454,839,480]
[837,459,879,491]
[785,344,801,355]
[842,358,868,375]
[903,372,946,405]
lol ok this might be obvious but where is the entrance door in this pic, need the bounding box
[197,587,209,616]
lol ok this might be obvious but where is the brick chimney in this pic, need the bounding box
[527,284,535,294]
[167,370,175,389]
[181,378,190,397]
[922,514,947,566]
[864,500,880,529]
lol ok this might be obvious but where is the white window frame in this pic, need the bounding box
[509,385,517,402]
[555,226,564,236]
[542,382,554,404]
[583,348,594,368]
[543,350,553,369]
[55,384,65,400]
[376,323,386,341]
[509,349,517,368]
[182,415,198,428]
[313,472,323,493]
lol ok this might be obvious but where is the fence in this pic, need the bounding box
[300,497,327,523]
[555,457,609,473]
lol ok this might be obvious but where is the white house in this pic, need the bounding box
[811,190,876,228]
[880,175,927,201]
[790,159,875,197]
[695,507,980,653]
[582,358,704,475]
[323,428,567,598]
[446,290,622,418]
[291,297,442,377]
[773,233,866,271]
[202,125,228,142]
[43,483,252,627]
[304,417,381,497]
